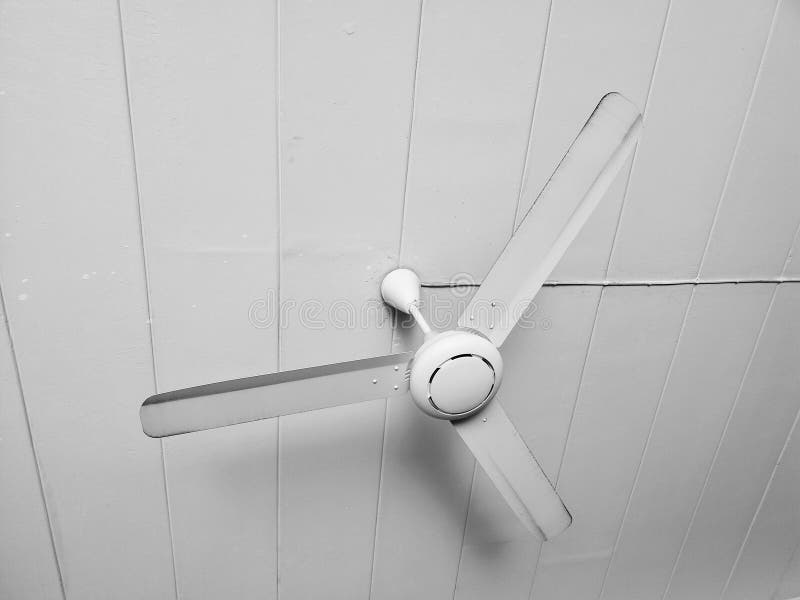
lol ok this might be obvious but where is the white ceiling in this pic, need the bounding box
[1,0,799,599]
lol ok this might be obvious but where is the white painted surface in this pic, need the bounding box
[165,422,277,599]
[776,546,800,600]
[665,284,800,600]
[785,231,800,278]
[1,1,800,598]
[600,283,775,599]
[277,1,419,597]
[518,0,669,280]
[118,0,281,595]
[723,409,800,600]
[455,286,601,600]
[608,0,779,279]
[0,0,176,596]
[459,93,642,347]
[0,298,62,598]
[530,285,692,600]
[401,0,550,283]
[701,0,800,279]
[371,288,475,600]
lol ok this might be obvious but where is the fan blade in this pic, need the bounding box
[141,352,413,438]
[459,92,642,346]
[452,400,571,539]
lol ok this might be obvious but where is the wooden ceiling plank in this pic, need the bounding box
[373,0,551,594]
[664,284,800,600]
[398,0,551,284]
[530,285,692,600]
[600,283,775,599]
[118,0,281,596]
[0,293,63,598]
[607,0,779,280]
[700,1,800,280]
[722,407,800,600]
[455,286,601,600]
[371,288,477,600]
[0,1,176,595]
[276,0,420,596]
[517,0,670,282]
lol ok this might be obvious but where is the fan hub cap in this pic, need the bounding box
[428,355,495,415]
[409,330,503,419]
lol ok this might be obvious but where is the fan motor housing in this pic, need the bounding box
[409,330,503,420]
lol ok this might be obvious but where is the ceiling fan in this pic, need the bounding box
[141,92,642,541]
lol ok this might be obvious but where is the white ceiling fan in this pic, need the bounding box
[141,92,642,541]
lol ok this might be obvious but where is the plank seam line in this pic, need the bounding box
[553,287,603,486]
[604,0,673,278]
[369,3,425,597]
[115,1,179,597]
[695,0,782,278]
[451,461,479,600]
[421,277,800,289]
[597,285,696,600]
[527,285,605,600]
[274,0,283,596]
[396,0,426,261]
[367,397,392,600]
[660,284,779,600]
[0,282,66,600]
[510,0,555,235]
[719,389,800,600]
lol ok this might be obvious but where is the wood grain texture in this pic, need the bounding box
[600,283,775,599]
[665,284,800,600]
[0,0,176,596]
[400,0,550,283]
[608,0,779,280]
[723,410,800,600]
[530,285,692,600]
[277,0,420,596]
[700,0,800,280]
[517,0,669,280]
[455,286,601,600]
[118,0,281,596]
[0,296,63,598]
